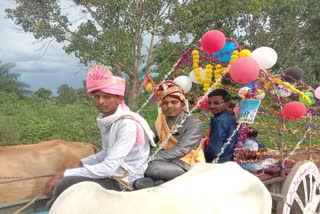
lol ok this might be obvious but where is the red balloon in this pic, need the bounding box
[282,101,306,120]
[230,58,260,84]
[200,30,226,53]
[196,96,209,110]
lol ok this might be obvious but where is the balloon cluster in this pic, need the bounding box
[143,29,320,121]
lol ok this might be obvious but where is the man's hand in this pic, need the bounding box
[70,161,83,169]
[45,171,64,198]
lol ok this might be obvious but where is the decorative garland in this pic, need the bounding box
[273,78,311,104]
[213,64,224,90]
[229,50,239,64]
[203,64,213,91]
[192,49,214,92]
[136,32,320,167]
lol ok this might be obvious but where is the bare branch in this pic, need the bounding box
[81,4,106,31]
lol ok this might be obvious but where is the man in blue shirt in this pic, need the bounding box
[204,89,237,163]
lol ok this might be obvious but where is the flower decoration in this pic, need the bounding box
[192,49,214,92]
[273,78,311,104]
[239,49,252,58]
[213,64,224,90]
[229,50,240,65]
[203,64,213,92]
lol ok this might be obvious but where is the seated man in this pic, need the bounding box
[134,80,204,189]
[245,127,266,149]
[204,89,238,163]
[45,65,155,209]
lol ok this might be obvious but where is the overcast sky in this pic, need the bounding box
[0,1,88,94]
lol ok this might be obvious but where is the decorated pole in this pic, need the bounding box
[306,113,312,160]
[278,113,286,177]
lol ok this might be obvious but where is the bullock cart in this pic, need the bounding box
[249,115,320,214]
[234,116,320,213]
[0,151,319,214]
[262,160,320,214]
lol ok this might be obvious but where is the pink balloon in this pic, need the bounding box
[315,86,320,99]
[200,30,226,53]
[196,96,209,110]
[233,106,239,115]
[282,101,306,120]
[230,58,260,84]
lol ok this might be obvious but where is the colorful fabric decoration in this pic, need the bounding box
[154,80,186,103]
[143,72,155,92]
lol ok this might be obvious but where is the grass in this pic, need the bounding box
[253,100,320,150]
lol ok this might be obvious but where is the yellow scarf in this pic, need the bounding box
[154,113,205,165]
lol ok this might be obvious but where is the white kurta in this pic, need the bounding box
[64,117,150,184]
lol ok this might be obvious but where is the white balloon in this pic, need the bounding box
[238,87,251,99]
[189,68,206,84]
[174,76,192,93]
[255,91,266,100]
[251,47,278,69]
[275,84,292,97]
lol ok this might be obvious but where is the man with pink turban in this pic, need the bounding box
[45,65,155,209]
[133,80,204,189]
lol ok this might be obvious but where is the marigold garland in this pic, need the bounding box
[229,50,239,64]
[203,64,213,92]
[239,49,252,58]
[192,49,213,92]
[213,64,224,90]
[273,78,311,104]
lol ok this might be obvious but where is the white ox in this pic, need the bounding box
[0,139,97,204]
[50,162,272,214]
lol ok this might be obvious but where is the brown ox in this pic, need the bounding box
[0,139,97,204]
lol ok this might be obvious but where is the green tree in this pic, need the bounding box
[0,61,30,97]
[172,0,320,86]
[5,0,197,105]
[57,84,78,104]
[34,88,53,99]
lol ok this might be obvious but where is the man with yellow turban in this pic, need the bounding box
[45,65,155,209]
[133,80,204,189]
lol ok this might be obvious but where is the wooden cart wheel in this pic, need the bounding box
[277,161,320,214]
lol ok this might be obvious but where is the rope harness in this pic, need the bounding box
[12,194,42,214]
[0,174,55,184]
[111,167,133,191]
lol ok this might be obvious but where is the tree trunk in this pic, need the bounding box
[114,64,122,77]
[127,74,140,106]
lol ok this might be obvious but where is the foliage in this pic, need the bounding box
[5,0,320,103]
[1,84,319,155]
[131,92,159,127]
[34,88,53,99]
[172,0,320,86]
[0,115,19,145]
[0,61,31,97]
[5,0,196,105]
[2,0,320,153]
[55,83,92,105]
[0,92,101,147]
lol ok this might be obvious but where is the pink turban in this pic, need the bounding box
[86,65,126,96]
